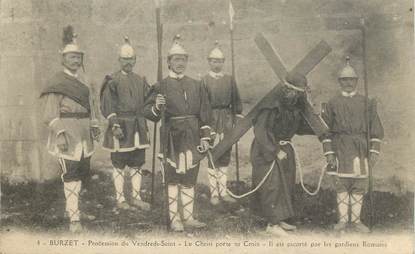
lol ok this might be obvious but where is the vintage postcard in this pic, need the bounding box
[0,0,413,253]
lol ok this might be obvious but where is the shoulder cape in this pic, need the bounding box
[40,71,90,112]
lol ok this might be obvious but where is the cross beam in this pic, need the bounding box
[196,33,332,164]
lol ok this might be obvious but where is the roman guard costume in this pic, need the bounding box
[321,57,384,232]
[40,26,100,233]
[100,37,151,211]
[144,36,213,231]
[202,42,243,205]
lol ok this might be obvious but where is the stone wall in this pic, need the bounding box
[0,0,413,193]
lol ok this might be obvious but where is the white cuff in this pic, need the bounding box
[369,149,380,154]
[322,139,332,144]
[236,114,244,118]
[201,137,211,141]
[200,125,211,130]
[107,113,117,120]
[370,138,382,143]
[324,151,335,156]
[151,106,159,117]
[113,124,120,128]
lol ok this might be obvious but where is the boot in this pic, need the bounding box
[333,191,348,231]
[168,185,184,232]
[350,192,370,233]
[113,168,130,210]
[64,180,83,232]
[129,167,150,211]
[266,224,289,237]
[207,168,220,205]
[218,167,236,203]
[181,186,206,229]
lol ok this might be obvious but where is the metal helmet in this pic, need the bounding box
[168,34,188,57]
[338,56,358,79]
[208,41,225,59]
[119,36,135,58]
[61,25,84,55]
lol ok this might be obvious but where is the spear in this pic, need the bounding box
[154,0,170,231]
[229,0,240,189]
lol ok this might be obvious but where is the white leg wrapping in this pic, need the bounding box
[64,181,81,222]
[207,168,219,198]
[218,167,228,197]
[180,186,195,221]
[350,193,364,223]
[129,167,143,200]
[337,192,349,223]
[112,168,125,203]
[168,185,179,223]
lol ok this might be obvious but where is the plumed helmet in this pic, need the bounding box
[338,56,358,79]
[285,71,308,92]
[61,25,84,55]
[119,36,135,58]
[208,41,225,59]
[168,34,188,57]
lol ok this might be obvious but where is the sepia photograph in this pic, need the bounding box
[0,0,414,253]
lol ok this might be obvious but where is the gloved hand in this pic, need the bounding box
[90,126,101,142]
[155,94,166,111]
[112,125,124,140]
[198,139,210,153]
[56,132,68,152]
[326,154,337,170]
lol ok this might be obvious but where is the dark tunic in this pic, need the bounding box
[321,93,384,178]
[250,92,314,224]
[203,74,242,167]
[100,71,151,152]
[144,76,212,186]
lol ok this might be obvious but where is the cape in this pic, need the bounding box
[40,71,90,112]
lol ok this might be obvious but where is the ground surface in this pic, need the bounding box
[1,167,413,237]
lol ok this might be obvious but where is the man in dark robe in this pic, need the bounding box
[322,57,384,232]
[144,35,213,232]
[250,72,316,236]
[202,42,243,205]
[100,37,151,211]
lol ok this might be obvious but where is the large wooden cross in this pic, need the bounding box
[196,33,332,163]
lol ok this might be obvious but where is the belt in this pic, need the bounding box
[169,115,197,120]
[212,106,231,110]
[60,112,90,119]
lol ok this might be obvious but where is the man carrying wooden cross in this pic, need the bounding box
[201,34,332,236]
[250,71,319,236]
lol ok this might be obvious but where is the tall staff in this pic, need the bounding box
[229,0,240,187]
[360,18,374,229]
